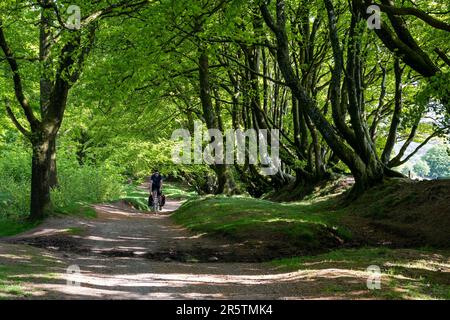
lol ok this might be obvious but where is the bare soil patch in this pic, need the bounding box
[4,200,318,263]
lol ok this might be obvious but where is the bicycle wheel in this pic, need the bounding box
[152,193,159,212]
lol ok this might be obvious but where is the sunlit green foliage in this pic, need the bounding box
[0,144,124,220]
[422,145,450,178]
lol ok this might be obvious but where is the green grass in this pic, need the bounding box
[163,182,198,200]
[66,227,84,235]
[0,180,196,237]
[121,183,150,211]
[0,203,96,239]
[54,204,97,218]
[0,284,28,298]
[172,195,351,248]
[271,247,450,299]
[0,244,62,299]
[122,181,198,211]
[0,219,41,238]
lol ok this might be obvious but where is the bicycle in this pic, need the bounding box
[150,191,161,213]
[149,190,166,213]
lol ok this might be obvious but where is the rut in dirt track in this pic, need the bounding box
[4,199,286,263]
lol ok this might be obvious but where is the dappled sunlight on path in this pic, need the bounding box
[0,200,409,300]
[24,257,373,300]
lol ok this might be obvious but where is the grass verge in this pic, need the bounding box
[0,244,62,299]
[123,181,198,211]
[271,247,450,299]
[172,195,351,254]
[122,183,150,211]
[0,219,41,238]
[163,182,199,201]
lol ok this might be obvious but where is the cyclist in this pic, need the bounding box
[149,170,163,212]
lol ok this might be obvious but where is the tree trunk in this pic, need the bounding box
[198,47,237,194]
[349,156,385,199]
[1,2,97,221]
[213,164,238,194]
[30,136,54,221]
[48,138,58,188]
[40,1,58,189]
[381,58,403,164]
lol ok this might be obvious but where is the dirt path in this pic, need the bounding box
[0,200,373,299]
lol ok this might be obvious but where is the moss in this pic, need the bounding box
[172,195,351,253]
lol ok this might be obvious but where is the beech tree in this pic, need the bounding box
[0,0,149,220]
[3,0,447,215]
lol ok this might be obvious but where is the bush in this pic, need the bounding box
[97,138,215,191]
[0,174,31,220]
[0,147,31,219]
[0,146,125,220]
[422,145,450,179]
[52,165,124,211]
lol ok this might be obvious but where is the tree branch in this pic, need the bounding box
[0,20,40,130]
[434,48,450,67]
[375,3,450,32]
[4,98,31,137]
[389,130,441,167]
